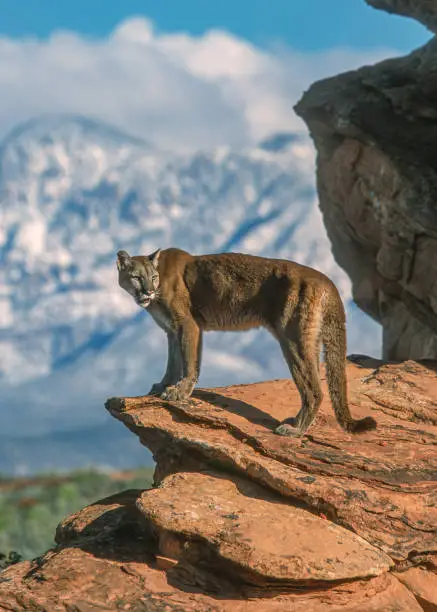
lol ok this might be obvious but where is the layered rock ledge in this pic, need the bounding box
[1,358,436,610]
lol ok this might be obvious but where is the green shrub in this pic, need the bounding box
[0,468,153,561]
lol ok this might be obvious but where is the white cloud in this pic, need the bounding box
[0,17,401,150]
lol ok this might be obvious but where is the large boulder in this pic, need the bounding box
[295,0,437,359]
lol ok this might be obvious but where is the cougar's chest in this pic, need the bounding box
[148,304,173,332]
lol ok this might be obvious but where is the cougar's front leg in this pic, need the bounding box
[161,319,202,402]
[148,332,182,396]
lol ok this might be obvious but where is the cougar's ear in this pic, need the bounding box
[149,248,161,269]
[117,250,131,271]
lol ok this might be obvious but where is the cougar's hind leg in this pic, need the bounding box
[275,298,324,438]
[275,338,323,437]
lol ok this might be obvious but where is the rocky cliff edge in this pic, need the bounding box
[1,358,436,611]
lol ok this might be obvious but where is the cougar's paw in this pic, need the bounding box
[275,419,303,438]
[160,384,190,402]
[148,382,168,396]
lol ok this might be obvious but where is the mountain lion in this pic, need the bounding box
[117,248,376,437]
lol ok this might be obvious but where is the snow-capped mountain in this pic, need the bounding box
[0,115,381,474]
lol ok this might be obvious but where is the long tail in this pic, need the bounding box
[322,294,377,434]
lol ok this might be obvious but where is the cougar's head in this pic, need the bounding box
[117,249,161,309]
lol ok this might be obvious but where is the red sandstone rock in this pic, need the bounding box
[394,557,437,612]
[106,360,437,563]
[1,360,435,609]
[0,488,422,611]
[137,471,393,585]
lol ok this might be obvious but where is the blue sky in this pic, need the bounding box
[0,1,430,149]
[0,0,429,52]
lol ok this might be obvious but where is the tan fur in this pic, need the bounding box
[117,247,377,437]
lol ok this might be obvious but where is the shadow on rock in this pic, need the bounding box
[193,389,279,429]
[55,489,158,564]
